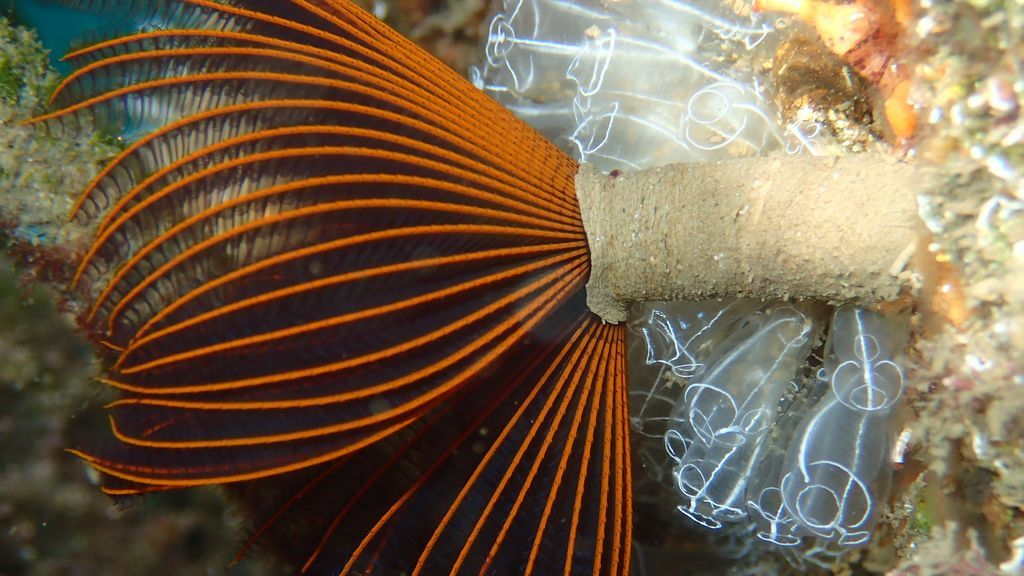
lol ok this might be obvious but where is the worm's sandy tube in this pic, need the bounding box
[576,155,923,323]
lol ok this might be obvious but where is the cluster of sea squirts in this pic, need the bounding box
[627,301,909,568]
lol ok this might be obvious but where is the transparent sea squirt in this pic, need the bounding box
[670,306,815,529]
[777,305,905,547]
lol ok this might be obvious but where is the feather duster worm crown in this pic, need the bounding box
[30,0,631,574]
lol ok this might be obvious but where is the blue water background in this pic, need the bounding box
[5,1,124,73]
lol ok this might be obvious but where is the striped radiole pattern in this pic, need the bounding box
[31,0,631,574]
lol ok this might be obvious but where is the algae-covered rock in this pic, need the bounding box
[0,16,286,576]
[0,15,118,262]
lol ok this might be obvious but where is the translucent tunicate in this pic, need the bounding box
[474,0,822,170]
[630,299,762,381]
[744,375,827,554]
[626,299,762,485]
[747,305,908,565]
[667,305,815,529]
[627,302,909,566]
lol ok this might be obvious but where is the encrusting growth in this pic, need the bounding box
[31,1,629,574]
[753,0,918,141]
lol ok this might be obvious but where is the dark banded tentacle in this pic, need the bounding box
[72,258,588,480]
[44,0,632,574]
[224,301,630,575]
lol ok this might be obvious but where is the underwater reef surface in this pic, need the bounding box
[0,263,291,576]
[0,0,1022,575]
[0,16,290,576]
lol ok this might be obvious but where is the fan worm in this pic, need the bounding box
[33,1,631,574]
